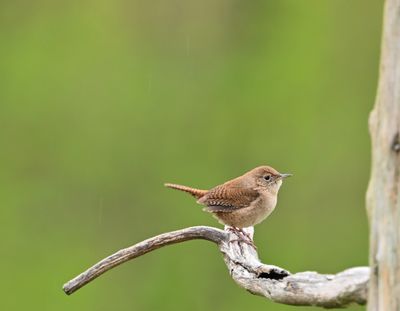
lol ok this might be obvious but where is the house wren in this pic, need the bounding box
[165,166,291,230]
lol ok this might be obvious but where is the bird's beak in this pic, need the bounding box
[278,173,292,179]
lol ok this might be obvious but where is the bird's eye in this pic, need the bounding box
[263,175,271,181]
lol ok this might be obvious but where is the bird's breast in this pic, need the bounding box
[213,193,278,228]
[250,193,277,224]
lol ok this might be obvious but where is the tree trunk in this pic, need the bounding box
[367,0,400,310]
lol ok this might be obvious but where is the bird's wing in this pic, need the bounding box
[198,185,260,212]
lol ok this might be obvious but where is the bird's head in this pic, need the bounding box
[249,166,292,194]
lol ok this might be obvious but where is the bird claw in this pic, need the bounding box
[226,227,257,250]
[228,238,257,250]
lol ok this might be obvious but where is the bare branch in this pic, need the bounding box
[63,226,369,308]
[63,226,226,295]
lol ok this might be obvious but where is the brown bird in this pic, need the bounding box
[165,166,291,231]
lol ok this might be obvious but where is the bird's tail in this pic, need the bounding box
[164,183,208,199]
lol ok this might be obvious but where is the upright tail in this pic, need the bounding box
[164,183,208,199]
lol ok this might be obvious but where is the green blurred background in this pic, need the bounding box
[0,0,382,310]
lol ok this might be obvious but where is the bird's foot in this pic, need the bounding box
[229,238,257,250]
[239,229,254,242]
[227,227,257,250]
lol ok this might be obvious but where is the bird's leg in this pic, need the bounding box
[226,226,240,235]
[226,227,257,250]
[239,229,254,242]
[238,229,257,250]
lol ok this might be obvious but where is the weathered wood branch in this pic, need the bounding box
[63,226,369,308]
[63,226,226,295]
